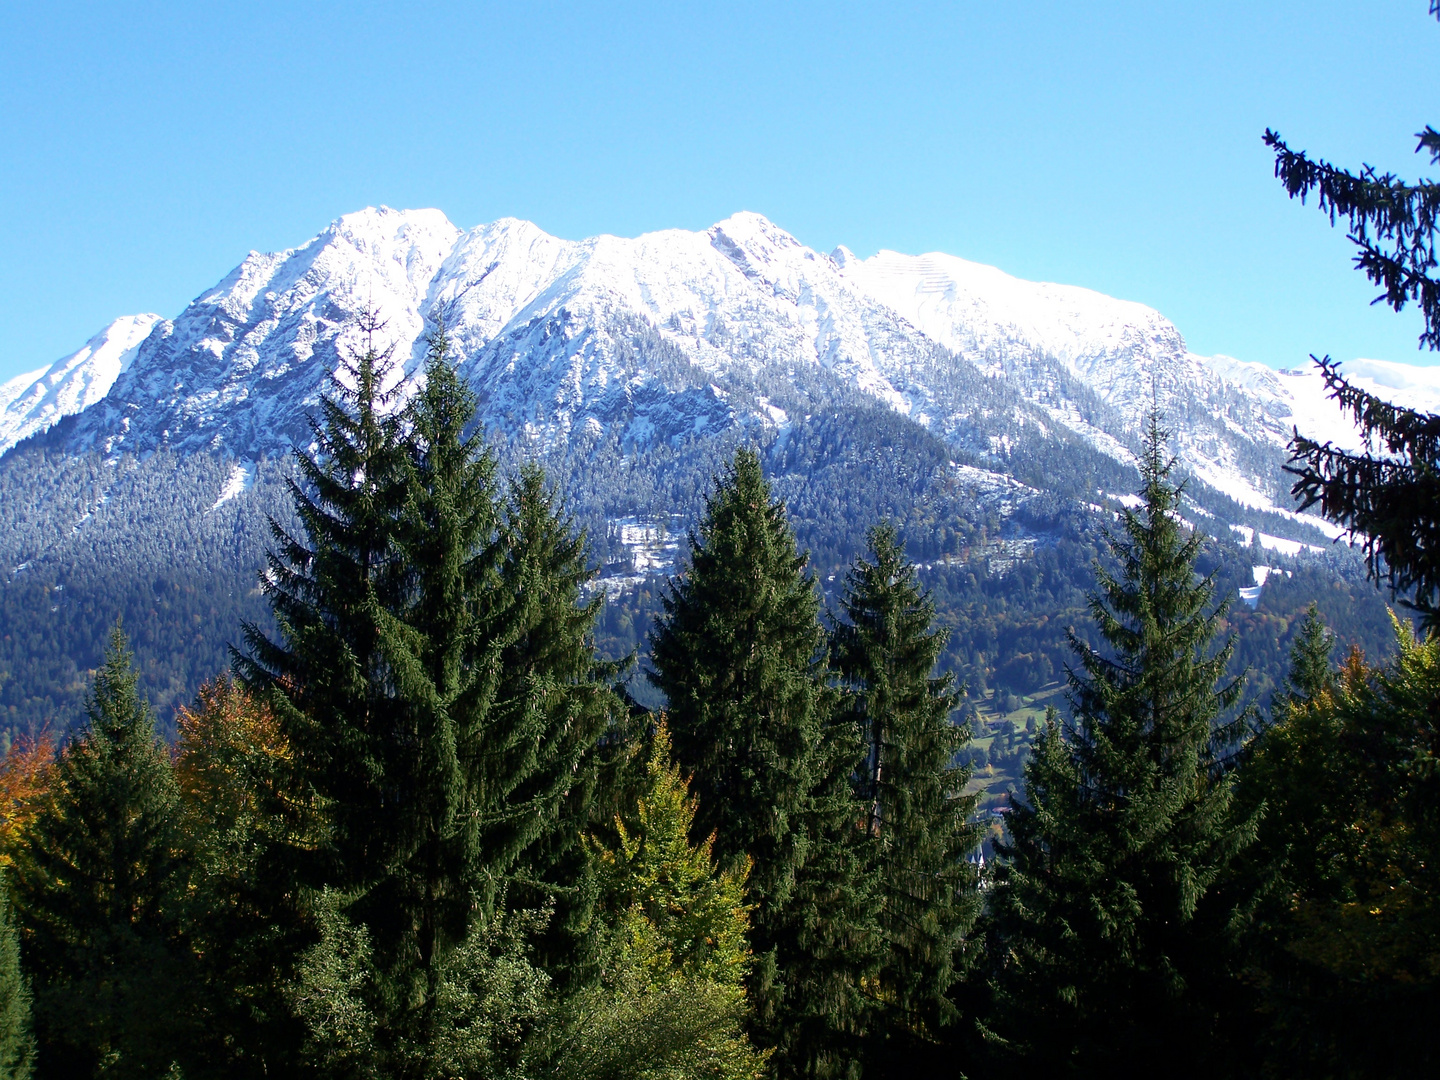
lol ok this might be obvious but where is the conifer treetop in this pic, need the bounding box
[1069,413,1247,766]
[85,622,158,745]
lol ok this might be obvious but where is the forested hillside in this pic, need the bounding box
[0,335,1431,1078]
[0,404,1396,748]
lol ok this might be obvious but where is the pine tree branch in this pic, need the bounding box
[1287,358,1440,620]
[1265,129,1440,349]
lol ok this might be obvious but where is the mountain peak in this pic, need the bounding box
[331,204,458,236]
[0,314,163,453]
[709,211,802,253]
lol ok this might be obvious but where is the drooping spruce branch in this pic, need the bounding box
[1263,124,1440,350]
[1272,5,1440,625]
[1287,356,1440,624]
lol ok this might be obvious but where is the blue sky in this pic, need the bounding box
[2,1,1438,383]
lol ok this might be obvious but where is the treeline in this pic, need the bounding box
[0,317,1432,1079]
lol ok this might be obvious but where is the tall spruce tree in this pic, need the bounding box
[376,324,512,1039]
[831,523,980,1073]
[0,874,33,1080]
[13,625,188,1080]
[497,464,627,985]
[239,319,492,1059]
[1256,14,1440,1068]
[238,312,413,903]
[648,447,871,1076]
[984,418,1259,1078]
[241,320,625,1067]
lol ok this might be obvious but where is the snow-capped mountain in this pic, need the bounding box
[3,207,1419,737]
[830,246,1430,519]
[1,206,1423,528]
[1,314,162,454]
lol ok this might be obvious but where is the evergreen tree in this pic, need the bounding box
[241,321,625,1067]
[237,311,413,902]
[238,318,486,1059]
[984,418,1259,1077]
[0,876,33,1080]
[1276,603,1334,719]
[497,464,627,985]
[376,323,511,1030]
[831,523,980,1072]
[648,447,869,1076]
[12,625,188,1080]
[1269,5,1440,626]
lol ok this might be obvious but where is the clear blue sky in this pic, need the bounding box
[3,1,1438,383]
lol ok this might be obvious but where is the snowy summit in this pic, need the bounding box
[0,207,1419,529]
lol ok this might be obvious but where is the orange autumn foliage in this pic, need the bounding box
[175,676,292,825]
[0,729,57,866]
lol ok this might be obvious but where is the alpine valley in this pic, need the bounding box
[0,207,1426,745]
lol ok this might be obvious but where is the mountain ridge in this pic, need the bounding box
[5,205,1439,539]
[0,206,1413,738]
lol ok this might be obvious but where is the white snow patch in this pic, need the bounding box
[951,463,1035,493]
[1190,460,1347,541]
[1101,491,1145,509]
[208,461,254,512]
[1241,563,1297,608]
[1244,531,1325,556]
[757,397,789,425]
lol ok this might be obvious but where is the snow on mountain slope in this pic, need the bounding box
[833,246,1416,516]
[1177,353,1440,515]
[54,208,461,457]
[834,247,1181,397]
[446,211,971,444]
[39,208,1021,458]
[1265,357,1440,451]
[10,206,1440,542]
[0,314,163,454]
